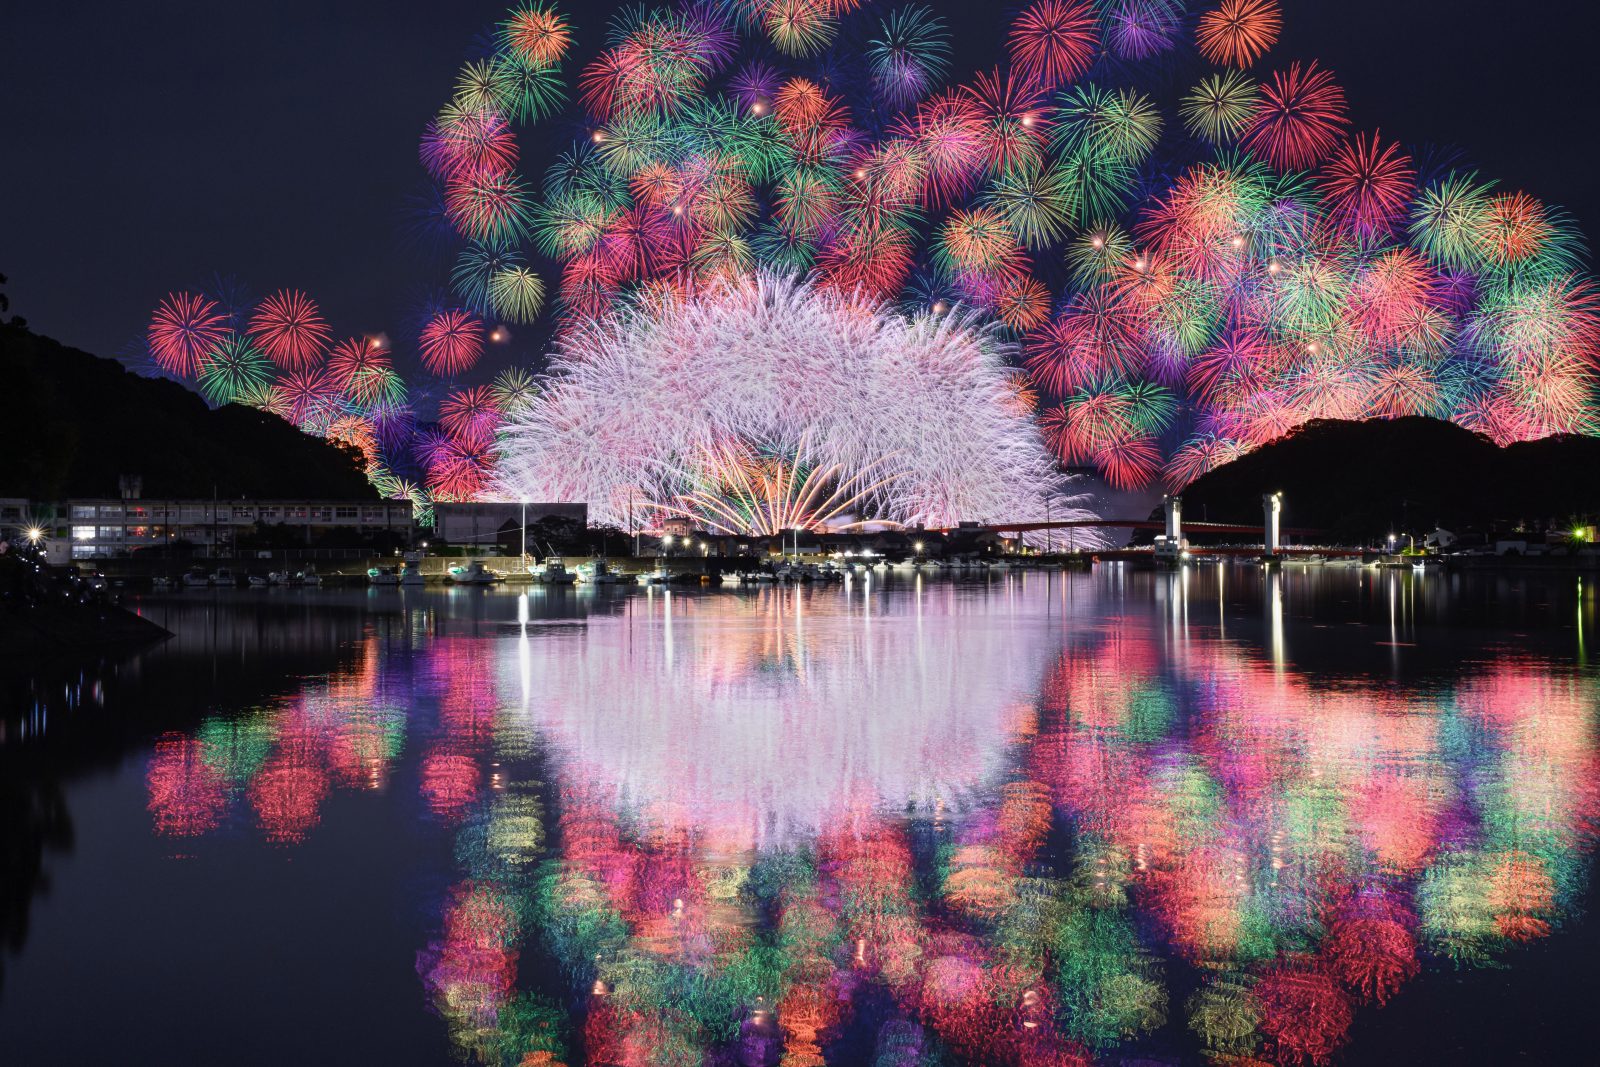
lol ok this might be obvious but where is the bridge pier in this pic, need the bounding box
[1155,494,1186,563]
[1262,492,1282,559]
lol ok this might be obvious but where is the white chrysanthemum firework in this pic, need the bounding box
[496,272,1100,534]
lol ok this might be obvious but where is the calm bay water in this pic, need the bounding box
[2,568,1597,1065]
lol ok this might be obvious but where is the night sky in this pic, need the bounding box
[6,0,1600,368]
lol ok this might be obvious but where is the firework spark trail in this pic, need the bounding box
[496,272,1098,533]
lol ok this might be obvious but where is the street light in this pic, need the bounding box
[663,534,674,556]
[26,527,42,544]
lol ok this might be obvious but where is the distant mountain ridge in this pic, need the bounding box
[1169,417,1600,542]
[1,324,376,501]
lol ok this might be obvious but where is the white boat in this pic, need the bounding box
[638,566,671,585]
[267,571,291,586]
[367,565,401,586]
[209,567,237,587]
[151,575,175,591]
[400,558,426,586]
[247,574,269,588]
[181,569,210,588]
[448,560,501,585]
[292,569,322,587]
[575,559,625,585]
[531,557,578,585]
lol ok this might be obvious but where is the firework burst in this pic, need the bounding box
[497,273,1098,534]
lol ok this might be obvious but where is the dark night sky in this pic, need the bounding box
[5,1,1600,367]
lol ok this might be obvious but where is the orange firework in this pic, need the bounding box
[1196,0,1282,68]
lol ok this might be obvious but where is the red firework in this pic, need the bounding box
[278,367,338,429]
[774,77,852,165]
[964,69,1051,176]
[248,289,332,370]
[1317,131,1416,243]
[426,436,495,500]
[146,734,228,838]
[1254,962,1355,1066]
[1041,390,1132,464]
[996,275,1053,333]
[420,108,518,181]
[327,336,395,406]
[1093,433,1162,489]
[1025,288,1143,392]
[443,170,532,244]
[149,292,229,377]
[816,219,915,297]
[419,309,484,375]
[439,385,503,445]
[420,749,481,822]
[1242,62,1349,171]
[1195,0,1282,68]
[1188,327,1275,402]
[1008,0,1098,91]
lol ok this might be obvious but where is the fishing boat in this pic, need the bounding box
[267,571,292,586]
[447,560,501,585]
[367,565,401,586]
[181,568,210,587]
[575,559,625,585]
[400,558,426,586]
[209,567,237,587]
[246,574,270,588]
[151,575,176,591]
[531,557,578,585]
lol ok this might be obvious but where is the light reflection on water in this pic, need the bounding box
[3,569,1598,1065]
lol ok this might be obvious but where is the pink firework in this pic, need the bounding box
[905,90,988,207]
[248,289,332,370]
[148,292,229,377]
[419,310,485,376]
[1242,61,1349,171]
[1318,131,1415,243]
[1008,0,1098,91]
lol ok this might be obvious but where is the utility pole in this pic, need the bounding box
[1046,499,1052,555]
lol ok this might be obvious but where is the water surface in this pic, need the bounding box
[2,569,1597,1065]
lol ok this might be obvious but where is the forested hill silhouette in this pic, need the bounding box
[1173,417,1600,542]
[1,324,375,500]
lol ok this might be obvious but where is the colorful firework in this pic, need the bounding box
[143,0,1600,503]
